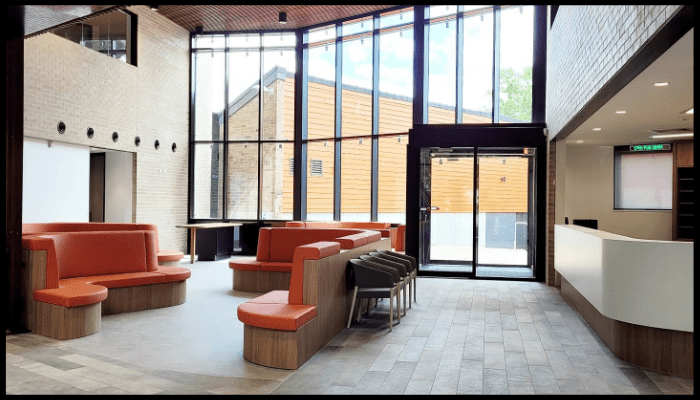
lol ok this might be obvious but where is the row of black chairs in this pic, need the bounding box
[347,250,417,332]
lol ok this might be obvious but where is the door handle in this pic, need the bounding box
[420,206,440,211]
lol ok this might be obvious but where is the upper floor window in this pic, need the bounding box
[52,9,136,66]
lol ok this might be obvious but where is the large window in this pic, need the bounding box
[614,148,672,210]
[190,6,542,223]
[191,32,295,220]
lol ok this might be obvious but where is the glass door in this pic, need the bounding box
[419,147,475,276]
[418,146,537,279]
[475,148,536,278]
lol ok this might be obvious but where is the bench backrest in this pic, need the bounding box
[256,227,380,262]
[288,241,341,305]
[286,221,391,230]
[22,222,161,252]
[23,231,158,284]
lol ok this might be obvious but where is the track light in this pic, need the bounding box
[149,5,159,11]
[279,11,287,25]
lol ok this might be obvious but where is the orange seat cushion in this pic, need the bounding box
[61,272,166,289]
[247,290,289,304]
[33,283,108,307]
[259,262,293,273]
[229,259,263,271]
[157,250,184,262]
[237,303,317,331]
[156,266,191,282]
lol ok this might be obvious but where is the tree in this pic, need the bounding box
[489,66,532,122]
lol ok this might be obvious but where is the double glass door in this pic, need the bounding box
[419,147,536,278]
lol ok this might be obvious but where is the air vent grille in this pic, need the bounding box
[649,128,693,134]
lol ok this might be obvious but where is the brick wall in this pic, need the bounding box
[23,5,191,252]
[546,5,681,138]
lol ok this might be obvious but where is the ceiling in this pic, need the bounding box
[9,5,401,38]
[564,28,694,147]
[152,5,400,33]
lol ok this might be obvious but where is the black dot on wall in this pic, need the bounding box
[154,140,160,150]
[57,121,66,134]
[135,136,141,146]
[87,127,94,138]
[112,132,119,142]
[172,143,177,152]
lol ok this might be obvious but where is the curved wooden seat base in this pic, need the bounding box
[30,302,102,340]
[243,322,316,370]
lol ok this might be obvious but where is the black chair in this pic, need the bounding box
[361,254,408,317]
[377,250,417,305]
[347,259,400,331]
[368,251,413,310]
[353,257,402,323]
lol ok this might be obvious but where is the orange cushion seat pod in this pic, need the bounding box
[229,259,264,271]
[33,284,109,308]
[237,241,340,331]
[237,303,317,331]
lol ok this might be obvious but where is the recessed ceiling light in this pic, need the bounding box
[650,133,694,139]
[684,108,693,114]
[576,140,584,143]
[654,82,669,87]
[615,110,626,114]
[592,128,602,131]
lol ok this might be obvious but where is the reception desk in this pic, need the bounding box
[554,224,693,377]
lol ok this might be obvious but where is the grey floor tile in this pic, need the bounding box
[431,368,460,394]
[508,379,535,394]
[483,342,506,369]
[350,371,388,394]
[457,360,484,394]
[403,378,433,394]
[529,365,560,394]
[483,368,508,394]
[577,371,614,394]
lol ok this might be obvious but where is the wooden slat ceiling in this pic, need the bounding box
[153,5,400,33]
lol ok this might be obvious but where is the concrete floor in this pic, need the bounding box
[6,256,694,395]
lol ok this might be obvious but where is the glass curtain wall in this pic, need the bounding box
[190,5,538,223]
[191,32,296,220]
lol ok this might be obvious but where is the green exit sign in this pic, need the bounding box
[630,144,670,152]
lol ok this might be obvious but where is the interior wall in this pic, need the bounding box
[23,6,190,251]
[562,144,672,240]
[104,151,134,223]
[22,138,89,223]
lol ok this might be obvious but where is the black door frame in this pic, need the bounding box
[406,123,547,281]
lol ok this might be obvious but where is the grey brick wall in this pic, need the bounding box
[23,5,191,252]
[546,5,681,138]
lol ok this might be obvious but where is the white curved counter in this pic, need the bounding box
[554,224,693,333]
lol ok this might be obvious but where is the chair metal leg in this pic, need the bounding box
[402,278,407,316]
[396,286,401,324]
[389,288,394,332]
[413,271,417,303]
[348,286,358,328]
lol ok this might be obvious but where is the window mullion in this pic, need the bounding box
[334,23,342,221]
[492,6,501,123]
[455,7,464,124]
[371,15,380,222]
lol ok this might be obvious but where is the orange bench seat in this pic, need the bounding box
[238,303,317,331]
[33,284,109,308]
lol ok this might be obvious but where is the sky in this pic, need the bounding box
[197,6,534,115]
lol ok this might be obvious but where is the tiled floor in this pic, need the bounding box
[6,256,694,395]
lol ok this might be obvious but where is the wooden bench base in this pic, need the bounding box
[243,322,318,369]
[159,259,181,267]
[101,281,187,315]
[232,269,291,292]
[30,302,102,340]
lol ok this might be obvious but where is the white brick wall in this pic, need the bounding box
[546,5,681,138]
[23,5,191,252]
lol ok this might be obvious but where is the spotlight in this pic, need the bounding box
[149,5,159,11]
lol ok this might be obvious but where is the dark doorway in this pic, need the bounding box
[89,152,105,222]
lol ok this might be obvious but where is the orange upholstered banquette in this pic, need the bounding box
[22,222,184,265]
[286,221,398,249]
[21,230,191,339]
